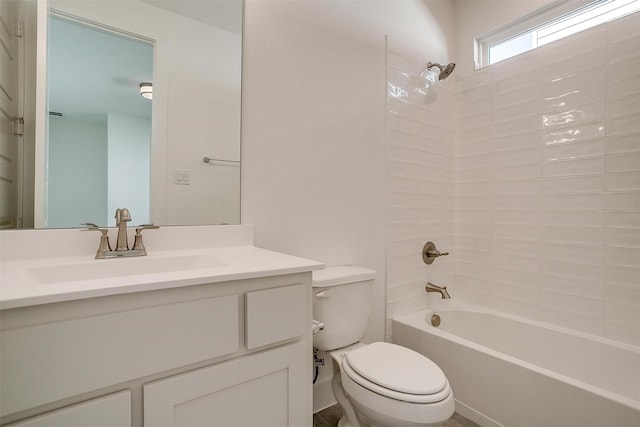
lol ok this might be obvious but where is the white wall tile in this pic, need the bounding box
[493,80,540,107]
[543,65,605,98]
[606,93,640,118]
[543,138,605,161]
[494,99,541,123]
[542,175,604,193]
[606,133,640,155]
[542,193,604,210]
[606,265,640,287]
[493,146,541,166]
[493,194,540,210]
[606,211,640,229]
[607,12,640,44]
[543,121,605,145]
[540,274,604,300]
[605,285,640,305]
[542,259,605,283]
[605,301,640,328]
[607,33,640,63]
[542,242,605,264]
[606,56,640,81]
[493,129,541,152]
[606,153,640,173]
[542,157,604,177]
[605,192,640,210]
[493,115,541,136]
[542,210,605,227]
[608,77,640,108]
[542,48,606,82]
[607,228,640,248]
[494,178,540,194]
[543,83,606,113]
[542,102,605,128]
[606,246,640,268]
[542,226,605,245]
[605,171,640,191]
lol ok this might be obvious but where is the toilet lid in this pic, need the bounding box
[344,342,447,395]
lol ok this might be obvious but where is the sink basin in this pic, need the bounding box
[29,255,226,284]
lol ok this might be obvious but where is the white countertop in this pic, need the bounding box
[0,225,324,310]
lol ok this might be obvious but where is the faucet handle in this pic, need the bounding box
[422,241,449,265]
[82,223,112,258]
[132,224,159,254]
[135,224,159,233]
[83,223,108,235]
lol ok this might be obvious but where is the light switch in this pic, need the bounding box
[174,169,191,185]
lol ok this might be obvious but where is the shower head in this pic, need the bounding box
[424,62,456,81]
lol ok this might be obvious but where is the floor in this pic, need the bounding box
[313,404,480,427]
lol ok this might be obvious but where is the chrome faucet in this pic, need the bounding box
[115,208,132,251]
[425,282,451,299]
[84,208,158,259]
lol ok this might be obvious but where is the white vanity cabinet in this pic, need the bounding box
[6,391,131,427]
[0,273,313,427]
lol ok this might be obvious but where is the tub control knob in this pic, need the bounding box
[422,241,449,265]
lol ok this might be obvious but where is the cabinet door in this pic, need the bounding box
[144,341,309,427]
[6,390,131,427]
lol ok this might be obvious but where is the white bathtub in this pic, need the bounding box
[392,304,640,427]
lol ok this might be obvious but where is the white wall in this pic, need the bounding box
[242,0,388,345]
[107,114,151,226]
[241,0,456,411]
[46,117,107,227]
[454,10,640,347]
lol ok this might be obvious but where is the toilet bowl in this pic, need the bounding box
[313,267,455,427]
[334,342,454,427]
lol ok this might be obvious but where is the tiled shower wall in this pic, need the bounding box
[385,49,456,341]
[455,12,640,346]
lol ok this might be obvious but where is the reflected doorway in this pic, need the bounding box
[46,14,153,228]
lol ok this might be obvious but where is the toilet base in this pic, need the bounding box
[337,413,447,427]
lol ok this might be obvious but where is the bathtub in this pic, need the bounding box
[392,304,640,427]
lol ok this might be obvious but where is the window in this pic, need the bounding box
[476,0,640,68]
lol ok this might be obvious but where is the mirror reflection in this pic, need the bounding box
[47,15,153,228]
[1,0,242,230]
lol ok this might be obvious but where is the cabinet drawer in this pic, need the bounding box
[245,284,307,349]
[1,295,239,417]
[6,390,131,427]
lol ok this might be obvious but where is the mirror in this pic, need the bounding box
[2,0,242,229]
[47,15,153,228]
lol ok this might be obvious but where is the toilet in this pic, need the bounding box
[313,266,455,427]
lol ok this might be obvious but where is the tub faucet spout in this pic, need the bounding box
[426,282,451,299]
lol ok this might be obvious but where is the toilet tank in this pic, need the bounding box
[312,266,375,351]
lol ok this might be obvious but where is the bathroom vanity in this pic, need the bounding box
[0,225,323,427]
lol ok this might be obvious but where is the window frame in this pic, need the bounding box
[475,0,614,69]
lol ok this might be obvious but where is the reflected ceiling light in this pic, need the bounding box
[140,83,153,100]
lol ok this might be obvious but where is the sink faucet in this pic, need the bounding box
[115,208,132,251]
[84,209,158,259]
[425,282,451,299]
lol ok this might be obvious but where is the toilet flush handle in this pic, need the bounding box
[315,290,331,298]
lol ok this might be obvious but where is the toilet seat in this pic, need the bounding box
[341,342,451,404]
